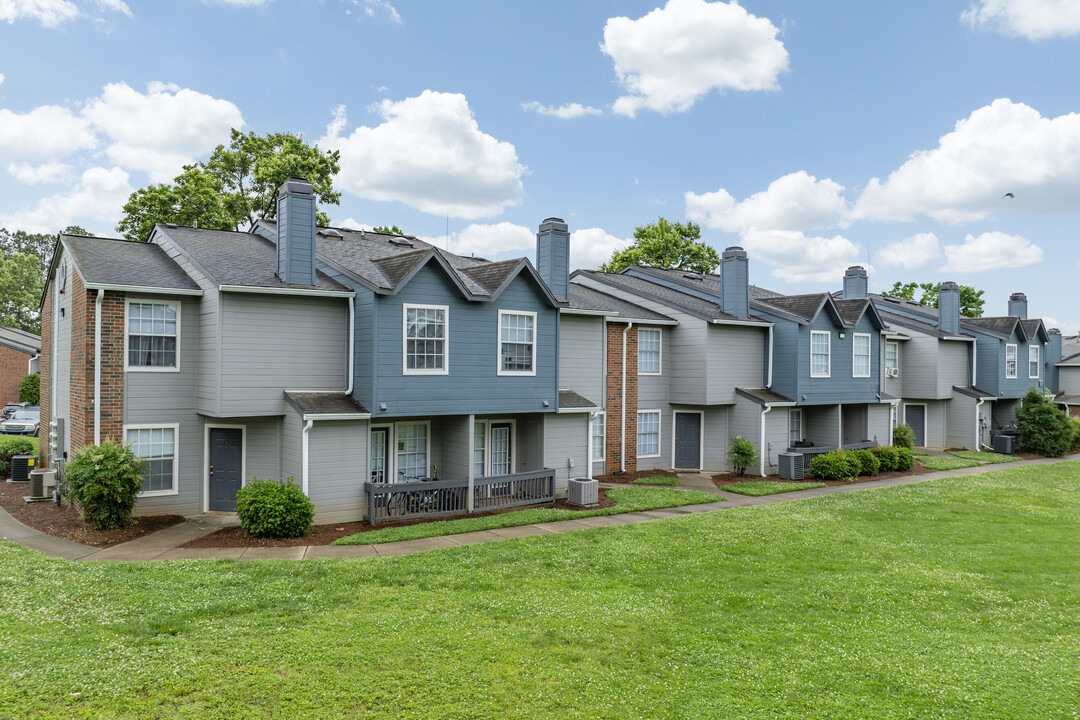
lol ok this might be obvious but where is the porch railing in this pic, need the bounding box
[787,441,877,463]
[365,468,556,524]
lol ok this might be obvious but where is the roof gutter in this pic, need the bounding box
[218,285,355,299]
[710,318,773,328]
[84,282,203,296]
[301,413,372,422]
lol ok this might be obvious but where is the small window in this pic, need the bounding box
[591,413,605,461]
[885,341,899,376]
[498,311,536,376]
[637,410,660,457]
[810,331,831,377]
[403,305,448,375]
[1029,345,1040,379]
[638,328,661,375]
[789,409,802,447]
[125,425,177,496]
[852,333,871,378]
[127,301,178,370]
[1005,344,1017,379]
[473,420,487,477]
[396,422,429,480]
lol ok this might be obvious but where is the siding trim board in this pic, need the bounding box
[202,423,247,514]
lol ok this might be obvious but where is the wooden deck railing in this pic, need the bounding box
[365,468,556,523]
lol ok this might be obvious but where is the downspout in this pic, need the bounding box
[50,268,60,456]
[620,321,633,472]
[467,414,475,513]
[975,397,986,451]
[837,403,842,449]
[759,404,773,477]
[94,289,103,445]
[587,412,594,481]
[344,298,354,395]
[971,342,977,386]
[301,419,313,495]
[766,325,774,388]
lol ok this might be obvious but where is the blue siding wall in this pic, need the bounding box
[761,315,799,401]
[971,328,1046,398]
[371,263,558,417]
[974,333,1000,395]
[799,312,881,405]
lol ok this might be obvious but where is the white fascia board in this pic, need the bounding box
[304,413,372,421]
[84,283,203,296]
[556,406,600,414]
[219,284,355,298]
[560,308,613,317]
[710,318,773,328]
[942,335,976,342]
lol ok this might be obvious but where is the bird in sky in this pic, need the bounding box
[1002,192,1015,198]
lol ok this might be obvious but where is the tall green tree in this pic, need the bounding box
[372,225,405,235]
[600,218,720,274]
[116,129,341,242]
[0,252,44,333]
[887,281,984,318]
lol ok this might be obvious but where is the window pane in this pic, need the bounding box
[396,423,428,479]
[127,302,178,368]
[500,313,534,372]
[854,335,870,376]
[591,413,605,461]
[405,308,446,371]
[473,421,486,477]
[126,427,175,493]
[637,411,660,456]
[639,329,661,373]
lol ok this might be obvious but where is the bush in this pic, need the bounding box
[1070,417,1080,451]
[808,450,860,481]
[236,477,314,538]
[65,439,145,531]
[893,424,915,449]
[18,372,39,405]
[727,436,758,477]
[871,445,899,472]
[852,448,881,476]
[894,447,915,472]
[0,435,36,477]
[1015,387,1072,457]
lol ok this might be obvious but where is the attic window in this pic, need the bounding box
[389,237,414,248]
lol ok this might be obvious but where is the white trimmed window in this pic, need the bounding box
[637,410,660,457]
[125,425,178,496]
[473,420,488,477]
[810,331,831,377]
[852,333,871,378]
[498,311,536,375]
[789,409,802,447]
[126,301,179,370]
[1029,345,1040,379]
[403,305,448,375]
[591,412,605,461]
[396,422,429,480]
[638,328,661,375]
[885,341,899,376]
[1005,344,1017,379]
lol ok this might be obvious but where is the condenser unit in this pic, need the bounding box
[9,455,35,482]
[778,452,804,480]
[567,477,599,506]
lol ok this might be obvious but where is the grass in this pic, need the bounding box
[333,487,718,545]
[1,461,1078,719]
[919,456,982,471]
[630,475,679,486]
[911,449,929,456]
[947,450,1019,464]
[721,481,827,496]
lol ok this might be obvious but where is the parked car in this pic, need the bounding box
[0,407,39,436]
[1,402,29,420]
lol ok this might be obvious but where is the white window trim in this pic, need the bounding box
[370,423,394,483]
[591,412,605,462]
[473,418,517,476]
[124,298,181,373]
[1005,343,1018,379]
[497,310,538,377]
[637,408,662,459]
[202,423,246,513]
[669,409,704,469]
[852,333,872,378]
[810,330,831,378]
[1029,345,1040,379]
[885,341,899,376]
[394,419,433,480]
[789,408,803,447]
[124,422,180,498]
[402,304,449,376]
[638,327,662,376]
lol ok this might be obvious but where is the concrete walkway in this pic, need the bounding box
[1,454,1074,563]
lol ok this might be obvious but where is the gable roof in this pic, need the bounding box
[565,284,677,324]
[1057,351,1080,367]
[962,316,1027,341]
[574,269,735,321]
[876,309,976,340]
[1021,319,1051,343]
[58,234,202,295]
[0,327,40,355]
[558,389,599,412]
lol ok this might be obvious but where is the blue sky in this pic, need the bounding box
[2,0,1079,330]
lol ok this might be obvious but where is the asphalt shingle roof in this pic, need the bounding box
[575,270,738,321]
[566,284,676,324]
[953,385,996,400]
[834,298,872,326]
[62,234,201,292]
[753,293,830,324]
[736,387,796,405]
[1057,352,1080,367]
[558,389,599,410]
[876,309,976,340]
[962,316,1021,339]
[284,391,369,416]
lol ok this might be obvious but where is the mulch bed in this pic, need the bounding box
[182,491,620,549]
[712,464,934,489]
[594,469,678,484]
[0,478,184,547]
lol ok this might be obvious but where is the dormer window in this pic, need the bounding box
[403,304,448,375]
[498,310,536,376]
[810,331,830,378]
[1005,344,1017,379]
[1029,345,1040,379]
[852,333,871,378]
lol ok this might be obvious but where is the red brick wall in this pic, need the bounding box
[38,283,52,467]
[68,271,125,455]
[0,344,32,407]
[605,322,638,474]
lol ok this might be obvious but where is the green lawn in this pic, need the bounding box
[1,462,1078,718]
[911,449,928,456]
[630,475,679,486]
[947,450,1019,464]
[334,486,717,545]
[721,481,826,496]
[920,456,982,471]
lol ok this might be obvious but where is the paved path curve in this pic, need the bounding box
[2,455,1075,562]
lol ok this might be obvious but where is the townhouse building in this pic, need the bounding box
[0,327,40,406]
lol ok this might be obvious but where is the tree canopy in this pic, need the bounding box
[887,281,985,318]
[116,129,341,242]
[372,225,405,235]
[600,218,720,274]
[0,225,88,334]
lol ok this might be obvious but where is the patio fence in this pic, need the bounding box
[366,468,556,523]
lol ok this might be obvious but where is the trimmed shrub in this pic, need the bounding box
[1015,387,1072,457]
[0,435,36,477]
[871,445,899,472]
[809,450,860,481]
[18,372,39,405]
[893,424,916,449]
[894,447,915,472]
[852,448,881,476]
[236,477,314,538]
[65,439,145,531]
[727,436,758,477]
[1070,417,1080,451]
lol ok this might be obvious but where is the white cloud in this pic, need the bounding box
[0,104,97,162]
[521,101,602,119]
[601,0,788,117]
[0,73,5,85]
[202,0,271,5]
[321,92,526,219]
[445,222,534,259]
[874,232,940,271]
[570,227,633,270]
[359,0,400,23]
[0,0,80,27]
[855,99,1080,224]
[82,81,244,182]
[941,231,1044,272]
[961,0,1080,39]
[92,0,129,16]
[1041,316,1079,335]
[0,166,131,233]
[6,161,73,184]
[685,171,849,233]
[739,229,866,283]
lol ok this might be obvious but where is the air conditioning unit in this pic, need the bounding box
[567,477,599,506]
[778,452,804,480]
[992,434,1016,455]
[9,455,35,482]
[886,368,898,377]
[28,469,56,500]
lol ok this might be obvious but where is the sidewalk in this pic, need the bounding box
[1,455,1074,563]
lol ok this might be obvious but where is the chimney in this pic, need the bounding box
[720,246,749,318]
[536,217,570,301]
[276,178,316,285]
[843,266,868,299]
[1047,328,1062,392]
[938,281,960,335]
[1008,292,1028,319]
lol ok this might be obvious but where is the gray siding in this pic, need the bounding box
[937,341,971,397]
[903,400,945,447]
[516,414,544,475]
[276,190,317,286]
[867,403,890,446]
[281,407,302,483]
[54,251,73,459]
[352,288,376,411]
[440,416,471,484]
[901,336,940,399]
[218,293,348,416]
[559,314,604,407]
[543,413,589,497]
[308,419,368,524]
[991,398,1021,429]
[799,311,882,405]
[946,393,977,449]
[636,404,671,471]
[244,417,283,482]
[805,405,840,448]
[706,324,767,404]
[883,339,903,399]
[729,401,785,475]
[1059,367,1080,395]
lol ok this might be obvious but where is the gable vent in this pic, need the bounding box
[388,237,414,247]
